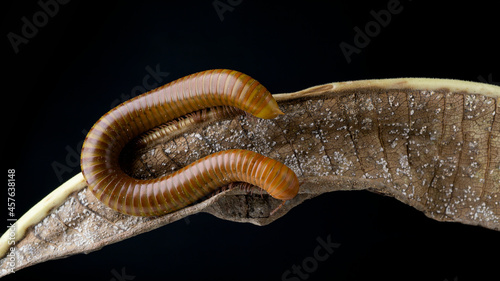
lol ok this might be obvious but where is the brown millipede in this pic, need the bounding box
[80,69,299,216]
[133,106,244,149]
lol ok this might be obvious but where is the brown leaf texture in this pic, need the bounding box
[1,78,499,277]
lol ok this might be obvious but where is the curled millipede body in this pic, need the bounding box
[80,69,299,216]
[133,106,244,149]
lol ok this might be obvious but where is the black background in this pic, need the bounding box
[2,1,499,280]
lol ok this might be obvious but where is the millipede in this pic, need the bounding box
[80,69,300,216]
[132,105,244,149]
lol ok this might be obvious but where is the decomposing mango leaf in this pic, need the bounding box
[0,77,499,277]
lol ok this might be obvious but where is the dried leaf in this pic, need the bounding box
[1,78,499,277]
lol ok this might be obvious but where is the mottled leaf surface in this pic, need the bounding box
[1,78,499,277]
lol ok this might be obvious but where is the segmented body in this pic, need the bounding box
[133,106,243,149]
[80,69,299,216]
